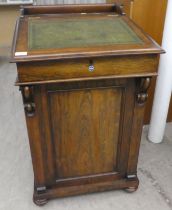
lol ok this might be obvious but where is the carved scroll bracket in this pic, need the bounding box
[136,77,151,105]
[21,86,35,117]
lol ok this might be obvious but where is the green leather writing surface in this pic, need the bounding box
[28,17,143,50]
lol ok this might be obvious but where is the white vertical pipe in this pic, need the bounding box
[148,0,172,143]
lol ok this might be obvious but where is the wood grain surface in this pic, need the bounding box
[49,87,121,178]
[13,4,163,205]
[17,55,158,84]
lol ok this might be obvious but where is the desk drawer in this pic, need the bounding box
[17,55,158,84]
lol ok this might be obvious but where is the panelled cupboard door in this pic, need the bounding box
[33,79,135,186]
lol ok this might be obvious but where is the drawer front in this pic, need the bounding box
[17,55,158,84]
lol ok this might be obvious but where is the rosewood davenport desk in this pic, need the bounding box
[11,4,163,206]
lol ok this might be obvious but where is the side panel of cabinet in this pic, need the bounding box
[131,0,170,123]
[106,0,172,123]
[131,0,172,123]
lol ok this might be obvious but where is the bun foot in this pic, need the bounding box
[33,197,48,206]
[125,186,138,193]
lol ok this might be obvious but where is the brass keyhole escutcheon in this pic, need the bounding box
[88,60,95,72]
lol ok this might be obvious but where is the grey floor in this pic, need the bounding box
[0,58,172,210]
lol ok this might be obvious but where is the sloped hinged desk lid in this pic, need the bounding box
[11,4,164,62]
